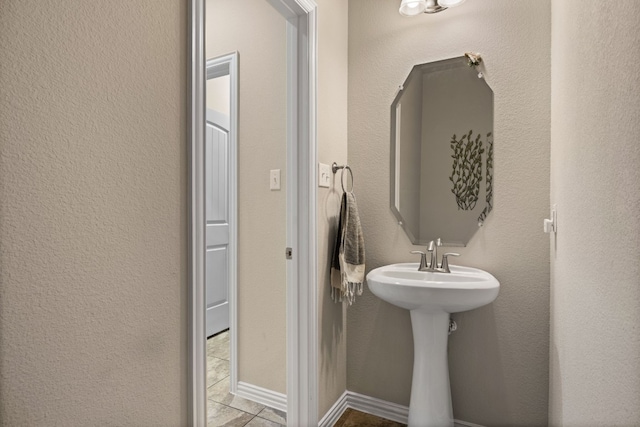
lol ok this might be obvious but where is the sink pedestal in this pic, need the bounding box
[408,310,453,427]
[366,263,500,427]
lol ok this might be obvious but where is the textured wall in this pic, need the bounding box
[317,0,349,418]
[347,1,550,425]
[206,0,288,393]
[0,0,187,425]
[549,1,640,425]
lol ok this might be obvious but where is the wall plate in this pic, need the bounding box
[318,163,331,188]
[270,169,281,191]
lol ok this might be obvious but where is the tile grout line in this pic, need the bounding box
[207,374,230,390]
[207,331,286,427]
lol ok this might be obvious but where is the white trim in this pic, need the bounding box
[266,0,298,18]
[295,0,317,11]
[345,391,409,424]
[205,52,238,395]
[188,0,207,426]
[281,1,318,427]
[318,391,349,427]
[284,11,299,424]
[236,382,287,413]
[319,391,485,427]
[206,61,230,79]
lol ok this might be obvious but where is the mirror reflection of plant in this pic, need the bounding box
[478,132,493,224]
[449,130,484,210]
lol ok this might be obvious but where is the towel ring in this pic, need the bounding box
[331,162,355,193]
[341,166,354,193]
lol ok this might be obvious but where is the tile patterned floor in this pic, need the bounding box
[207,331,286,427]
[208,334,460,427]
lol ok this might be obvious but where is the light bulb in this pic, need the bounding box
[399,0,427,16]
[438,0,467,7]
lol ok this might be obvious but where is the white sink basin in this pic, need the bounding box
[366,263,499,427]
[367,263,499,313]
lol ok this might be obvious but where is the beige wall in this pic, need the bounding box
[0,0,187,425]
[317,0,349,417]
[549,1,640,425]
[347,1,550,425]
[206,0,288,393]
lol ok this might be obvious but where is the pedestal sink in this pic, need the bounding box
[366,263,499,427]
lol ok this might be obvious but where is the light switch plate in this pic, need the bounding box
[318,163,331,188]
[270,169,281,191]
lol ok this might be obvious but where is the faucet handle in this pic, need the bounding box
[440,253,460,273]
[427,240,435,252]
[410,250,428,271]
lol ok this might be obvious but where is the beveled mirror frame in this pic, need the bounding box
[188,1,318,426]
[390,56,493,247]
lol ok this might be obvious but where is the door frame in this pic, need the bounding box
[188,1,318,426]
[206,52,238,393]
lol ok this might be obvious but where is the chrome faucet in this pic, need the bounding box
[409,250,429,271]
[427,238,442,271]
[439,252,460,273]
[411,238,460,273]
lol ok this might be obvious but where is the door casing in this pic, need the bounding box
[188,1,318,426]
[206,53,239,394]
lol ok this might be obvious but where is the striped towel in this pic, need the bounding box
[331,191,365,305]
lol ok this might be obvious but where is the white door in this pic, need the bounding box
[206,109,231,337]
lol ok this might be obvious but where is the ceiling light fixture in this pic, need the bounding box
[399,0,466,16]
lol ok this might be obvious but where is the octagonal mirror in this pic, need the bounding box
[390,56,493,246]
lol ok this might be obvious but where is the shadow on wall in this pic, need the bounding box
[449,304,509,423]
[320,178,345,376]
[360,300,414,404]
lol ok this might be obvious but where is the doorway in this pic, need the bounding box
[205,52,238,406]
[206,2,290,422]
[189,1,318,426]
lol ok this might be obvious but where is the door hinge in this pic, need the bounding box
[285,247,293,260]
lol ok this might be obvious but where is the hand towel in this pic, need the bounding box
[331,191,365,305]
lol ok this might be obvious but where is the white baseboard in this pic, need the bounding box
[235,381,287,413]
[318,391,350,427]
[345,391,410,424]
[319,390,484,427]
